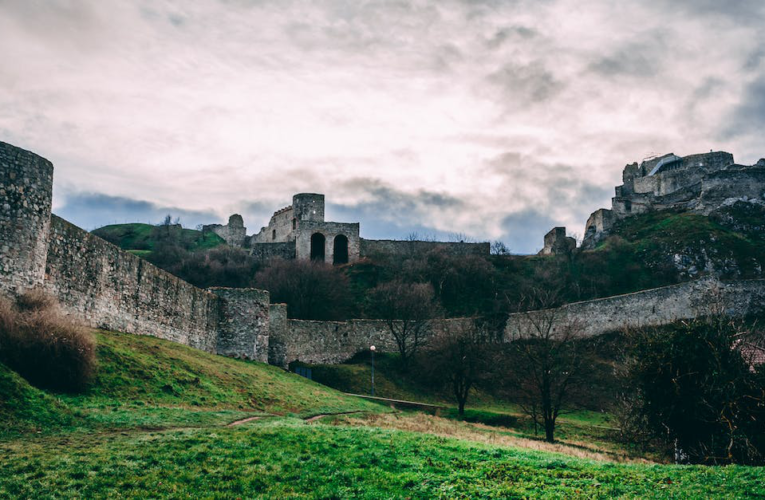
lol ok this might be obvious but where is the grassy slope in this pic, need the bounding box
[1,420,763,499]
[0,364,79,434]
[91,223,224,253]
[594,210,765,276]
[305,353,629,459]
[1,330,379,436]
[1,330,763,498]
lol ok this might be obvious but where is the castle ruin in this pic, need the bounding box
[204,193,489,263]
[540,151,765,254]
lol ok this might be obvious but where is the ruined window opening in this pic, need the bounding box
[624,200,632,212]
[292,218,296,230]
[333,234,349,265]
[310,233,326,261]
[272,229,276,240]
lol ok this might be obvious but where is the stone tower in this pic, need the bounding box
[0,141,54,297]
[292,193,325,223]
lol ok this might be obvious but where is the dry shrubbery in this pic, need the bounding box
[0,290,96,392]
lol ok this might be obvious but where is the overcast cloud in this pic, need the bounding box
[1,0,763,253]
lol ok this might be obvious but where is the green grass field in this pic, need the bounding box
[2,419,764,499]
[2,330,764,498]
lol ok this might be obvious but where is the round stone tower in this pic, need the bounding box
[292,193,325,222]
[0,141,53,296]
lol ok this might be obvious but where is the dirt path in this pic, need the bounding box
[227,415,271,427]
[304,410,368,424]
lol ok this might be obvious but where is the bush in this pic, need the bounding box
[622,318,765,465]
[0,291,96,392]
[443,408,518,428]
[255,259,354,320]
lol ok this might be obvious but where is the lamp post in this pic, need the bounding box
[370,345,376,397]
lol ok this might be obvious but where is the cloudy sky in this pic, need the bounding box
[1,0,763,253]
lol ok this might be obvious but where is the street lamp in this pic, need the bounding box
[370,345,376,397]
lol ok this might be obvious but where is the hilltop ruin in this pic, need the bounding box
[204,193,489,263]
[540,151,765,254]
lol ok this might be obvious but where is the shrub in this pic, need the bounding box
[255,259,354,320]
[0,291,96,392]
[622,318,765,465]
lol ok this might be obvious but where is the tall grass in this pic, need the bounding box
[0,290,96,392]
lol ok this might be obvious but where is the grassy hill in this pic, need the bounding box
[590,209,765,279]
[1,329,764,497]
[91,223,224,256]
[0,330,379,437]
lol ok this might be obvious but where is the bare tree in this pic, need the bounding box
[505,289,586,442]
[367,280,439,369]
[420,319,492,415]
[490,240,510,255]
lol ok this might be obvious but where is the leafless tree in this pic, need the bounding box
[367,280,439,369]
[490,240,510,255]
[420,319,492,415]
[505,289,587,442]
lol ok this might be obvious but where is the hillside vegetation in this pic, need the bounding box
[92,223,225,256]
[90,209,765,321]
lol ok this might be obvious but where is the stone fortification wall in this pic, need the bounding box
[360,239,490,258]
[270,315,474,367]
[268,303,289,366]
[1,140,271,358]
[504,278,765,339]
[253,205,295,244]
[270,318,396,367]
[296,221,360,263]
[203,214,246,247]
[211,287,270,362]
[45,215,222,352]
[0,142,53,296]
[697,167,765,214]
[249,242,296,262]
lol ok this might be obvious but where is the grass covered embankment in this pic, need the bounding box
[1,329,380,437]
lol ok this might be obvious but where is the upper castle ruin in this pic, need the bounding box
[540,150,765,254]
[204,193,489,263]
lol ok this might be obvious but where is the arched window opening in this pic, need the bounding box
[272,229,276,240]
[310,233,326,261]
[292,218,297,230]
[333,235,349,265]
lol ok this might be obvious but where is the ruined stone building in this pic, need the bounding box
[204,193,489,263]
[539,151,765,254]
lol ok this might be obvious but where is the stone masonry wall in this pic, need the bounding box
[0,141,53,296]
[211,287,270,361]
[270,316,473,367]
[504,278,765,339]
[45,215,222,352]
[268,303,289,366]
[360,239,490,258]
[249,242,296,262]
[0,140,274,358]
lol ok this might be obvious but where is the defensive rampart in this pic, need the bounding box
[0,141,269,357]
[45,215,222,351]
[360,239,490,258]
[504,278,765,339]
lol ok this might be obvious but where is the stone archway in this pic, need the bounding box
[333,235,349,265]
[310,233,326,261]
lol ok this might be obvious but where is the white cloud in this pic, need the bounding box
[0,0,763,253]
